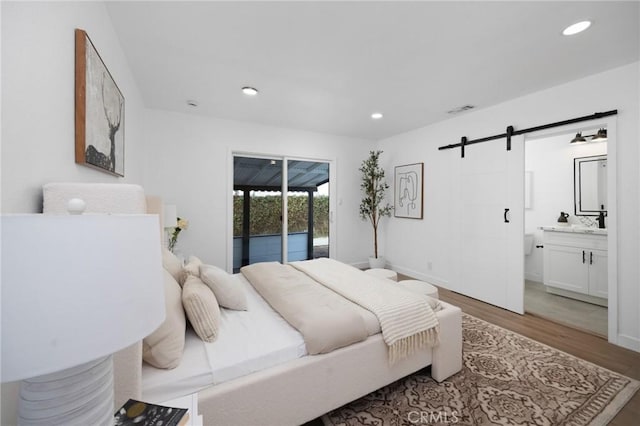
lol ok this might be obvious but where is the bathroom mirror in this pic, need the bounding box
[574,154,607,215]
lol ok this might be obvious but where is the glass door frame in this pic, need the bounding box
[228,151,336,271]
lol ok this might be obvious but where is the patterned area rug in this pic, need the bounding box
[323,314,639,425]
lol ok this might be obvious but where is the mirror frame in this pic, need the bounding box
[574,154,607,216]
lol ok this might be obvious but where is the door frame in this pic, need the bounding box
[227,151,336,271]
[521,116,617,344]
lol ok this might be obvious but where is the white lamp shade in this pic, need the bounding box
[1,214,165,383]
[163,204,178,228]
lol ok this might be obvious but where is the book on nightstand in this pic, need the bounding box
[114,399,189,426]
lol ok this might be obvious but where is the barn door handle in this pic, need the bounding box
[582,250,586,263]
[590,251,593,265]
[504,208,510,223]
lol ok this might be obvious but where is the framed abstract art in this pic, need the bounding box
[394,162,423,219]
[75,29,125,176]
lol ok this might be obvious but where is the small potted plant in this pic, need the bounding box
[359,150,393,269]
[168,217,189,253]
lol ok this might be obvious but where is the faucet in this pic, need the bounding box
[597,210,607,229]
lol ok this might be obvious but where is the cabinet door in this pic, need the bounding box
[588,249,608,298]
[543,244,589,294]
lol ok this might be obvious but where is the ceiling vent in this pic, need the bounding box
[447,105,475,114]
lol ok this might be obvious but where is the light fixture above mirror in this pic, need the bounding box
[591,128,607,142]
[570,128,607,144]
[570,132,587,144]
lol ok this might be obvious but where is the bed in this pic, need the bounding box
[40,183,463,426]
[194,285,462,425]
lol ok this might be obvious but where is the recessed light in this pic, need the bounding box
[562,21,591,36]
[371,112,383,120]
[242,86,259,96]
[186,100,198,107]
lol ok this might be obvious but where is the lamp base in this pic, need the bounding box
[18,356,114,426]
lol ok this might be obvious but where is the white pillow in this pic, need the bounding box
[182,275,221,343]
[200,264,248,311]
[162,249,185,285]
[183,255,202,278]
[142,269,186,368]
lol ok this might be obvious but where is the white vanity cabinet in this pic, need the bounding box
[542,228,607,306]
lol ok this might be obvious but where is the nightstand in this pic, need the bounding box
[160,393,203,426]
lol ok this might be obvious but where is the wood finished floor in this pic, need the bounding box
[437,285,640,426]
[305,277,640,426]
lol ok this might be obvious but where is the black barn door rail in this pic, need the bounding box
[438,110,617,158]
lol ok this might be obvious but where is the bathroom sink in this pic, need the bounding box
[571,225,606,234]
[540,226,607,235]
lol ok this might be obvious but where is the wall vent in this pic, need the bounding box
[447,105,475,114]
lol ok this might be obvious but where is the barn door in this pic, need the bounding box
[449,137,524,314]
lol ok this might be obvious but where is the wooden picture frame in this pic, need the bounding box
[75,29,125,176]
[394,162,424,219]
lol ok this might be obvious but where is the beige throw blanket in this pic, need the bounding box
[291,258,439,363]
[241,262,368,355]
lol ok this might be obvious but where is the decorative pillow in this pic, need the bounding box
[183,255,202,278]
[182,274,221,342]
[162,249,185,285]
[200,264,248,311]
[142,269,186,369]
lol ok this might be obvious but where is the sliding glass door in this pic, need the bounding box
[233,157,283,272]
[233,155,330,271]
[287,160,330,261]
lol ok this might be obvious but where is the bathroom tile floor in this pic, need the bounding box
[524,280,607,337]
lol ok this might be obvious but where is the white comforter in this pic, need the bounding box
[291,258,440,362]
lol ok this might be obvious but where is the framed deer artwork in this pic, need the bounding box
[394,162,424,219]
[75,29,125,176]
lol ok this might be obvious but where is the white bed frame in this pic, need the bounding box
[196,301,462,425]
[3,183,463,426]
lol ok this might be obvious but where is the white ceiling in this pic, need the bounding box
[106,1,639,140]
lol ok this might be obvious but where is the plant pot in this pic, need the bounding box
[368,256,386,269]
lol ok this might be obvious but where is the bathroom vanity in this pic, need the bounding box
[541,226,607,307]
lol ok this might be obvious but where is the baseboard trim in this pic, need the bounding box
[616,334,640,352]
[387,263,449,289]
[524,272,542,282]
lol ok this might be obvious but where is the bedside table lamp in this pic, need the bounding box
[1,210,165,425]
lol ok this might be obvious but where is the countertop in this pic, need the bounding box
[540,225,607,235]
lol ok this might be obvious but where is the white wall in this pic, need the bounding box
[1,2,149,424]
[524,134,607,282]
[1,1,147,213]
[378,62,640,350]
[143,110,373,269]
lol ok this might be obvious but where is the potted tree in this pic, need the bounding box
[359,150,393,269]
